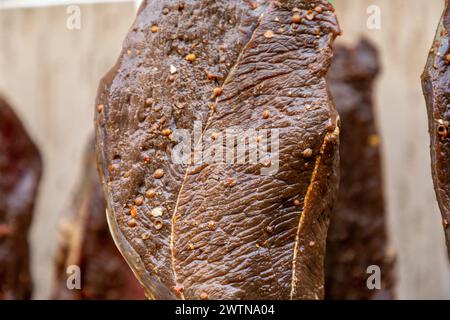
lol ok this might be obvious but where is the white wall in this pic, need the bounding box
[334,0,450,299]
[0,2,136,298]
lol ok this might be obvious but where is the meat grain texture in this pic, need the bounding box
[96,0,341,299]
[422,0,450,259]
[0,95,42,299]
[326,40,396,300]
[52,141,144,300]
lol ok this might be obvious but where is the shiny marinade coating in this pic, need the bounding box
[0,96,42,299]
[52,141,144,300]
[325,40,395,300]
[95,0,340,300]
[422,0,450,259]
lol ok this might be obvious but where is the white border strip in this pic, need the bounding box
[0,0,134,10]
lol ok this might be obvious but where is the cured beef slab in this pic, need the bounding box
[325,40,395,300]
[0,96,42,299]
[422,0,450,258]
[52,141,144,299]
[96,0,340,299]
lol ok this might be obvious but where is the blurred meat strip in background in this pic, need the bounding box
[325,39,396,300]
[52,139,144,299]
[0,95,42,299]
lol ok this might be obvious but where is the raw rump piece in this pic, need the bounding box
[0,96,42,299]
[422,0,450,259]
[95,0,340,300]
[325,39,396,300]
[52,141,144,300]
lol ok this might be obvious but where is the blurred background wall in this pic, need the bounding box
[0,1,136,298]
[333,0,450,299]
[0,0,449,299]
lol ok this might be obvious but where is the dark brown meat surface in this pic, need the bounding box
[422,0,450,259]
[325,39,396,300]
[0,95,42,300]
[52,141,144,300]
[95,0,341,300]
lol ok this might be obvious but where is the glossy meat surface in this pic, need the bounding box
[422,0,450,259]
[96,0,340,299]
